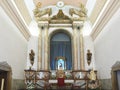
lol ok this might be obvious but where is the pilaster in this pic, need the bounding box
[79,26,85,70]
[38,24,42,70]
[44,23,49,70]
[73,23,79,70]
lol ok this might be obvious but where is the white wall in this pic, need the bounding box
[0,7,28,79]
[26,36,38,70]
[26,20,39,70]
[84,36,96,70]
[94,8,120,79]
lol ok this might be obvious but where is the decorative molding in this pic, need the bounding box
[50,9,72,24]
[72,22,83,30]
[49,24,72,27]
[69,3,87,18]
[38,22,49,29]
[0,0,30,41]
[33,6,51,22]
[52,10,70,20]
[91,0,120,41]
[14,0,32,25]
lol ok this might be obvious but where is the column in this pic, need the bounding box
[38,24,42,70]
[73,23,78,70]
[44,23,49,70]
[80,27,85,70]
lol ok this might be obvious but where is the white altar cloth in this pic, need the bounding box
[49,80,74,83]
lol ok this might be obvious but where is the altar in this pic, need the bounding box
[24,69,101,90]
[49,79,74,83]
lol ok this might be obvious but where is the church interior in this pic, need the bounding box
[0,0,120,90]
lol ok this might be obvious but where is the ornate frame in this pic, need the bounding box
[56,56,66,70]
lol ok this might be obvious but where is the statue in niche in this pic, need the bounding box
[29,49,35,67]
[59,63,62,68]
[87,49,92,65]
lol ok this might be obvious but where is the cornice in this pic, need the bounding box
[49,24,72,27]
[0,0,31,41]
[91,0,120,41]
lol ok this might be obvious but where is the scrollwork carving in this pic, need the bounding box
[33,2,52,21]
[33,8,51,18]
[69,3,87,21]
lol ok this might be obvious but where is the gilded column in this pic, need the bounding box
[44,23,49,70]
[38,24,42,70]
[73,23,78,70]
[80,27,85,70]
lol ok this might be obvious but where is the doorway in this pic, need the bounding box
[0,62,12,90]
[117,70,120,90]
[0,70,7,90]
[111,61,120,90]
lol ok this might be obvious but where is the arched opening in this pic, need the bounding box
[0,62,12,90]
[50,32,72,70]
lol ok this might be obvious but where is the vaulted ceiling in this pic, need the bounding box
[0,0,119,40]
[33,0,87,8]
[13,0,107,26]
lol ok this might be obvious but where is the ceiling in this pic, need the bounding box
[1,0,119,40]
[33,0,87,8]
[13,0,107,26]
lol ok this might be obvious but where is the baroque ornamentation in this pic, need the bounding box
[69,3,87,21]
[34,8,51,18]
[52,9,69,20]
[33,2,51,21]
[72,23,83,30]
[50,9,72,24]
[87,50,92,66]
[29,49,35,67]
[38,23,48,29]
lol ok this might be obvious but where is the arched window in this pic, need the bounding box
[50,32,72,70]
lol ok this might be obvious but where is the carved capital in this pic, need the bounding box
[72,23,83,30]
[38,23,49,30]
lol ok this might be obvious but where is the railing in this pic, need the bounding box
[24,69,100,90]
[24,70,51,89]
[72,70,98,90]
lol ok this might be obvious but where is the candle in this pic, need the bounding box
[1,78,4,90]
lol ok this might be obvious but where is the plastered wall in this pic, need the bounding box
[0,7,27,79]
[94,8,120,79]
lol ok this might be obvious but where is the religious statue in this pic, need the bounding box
[87,49,92,65]
[87,69,98,89]
[59,63,62,68]
[29,49,35,66]
[88,69,96,80]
